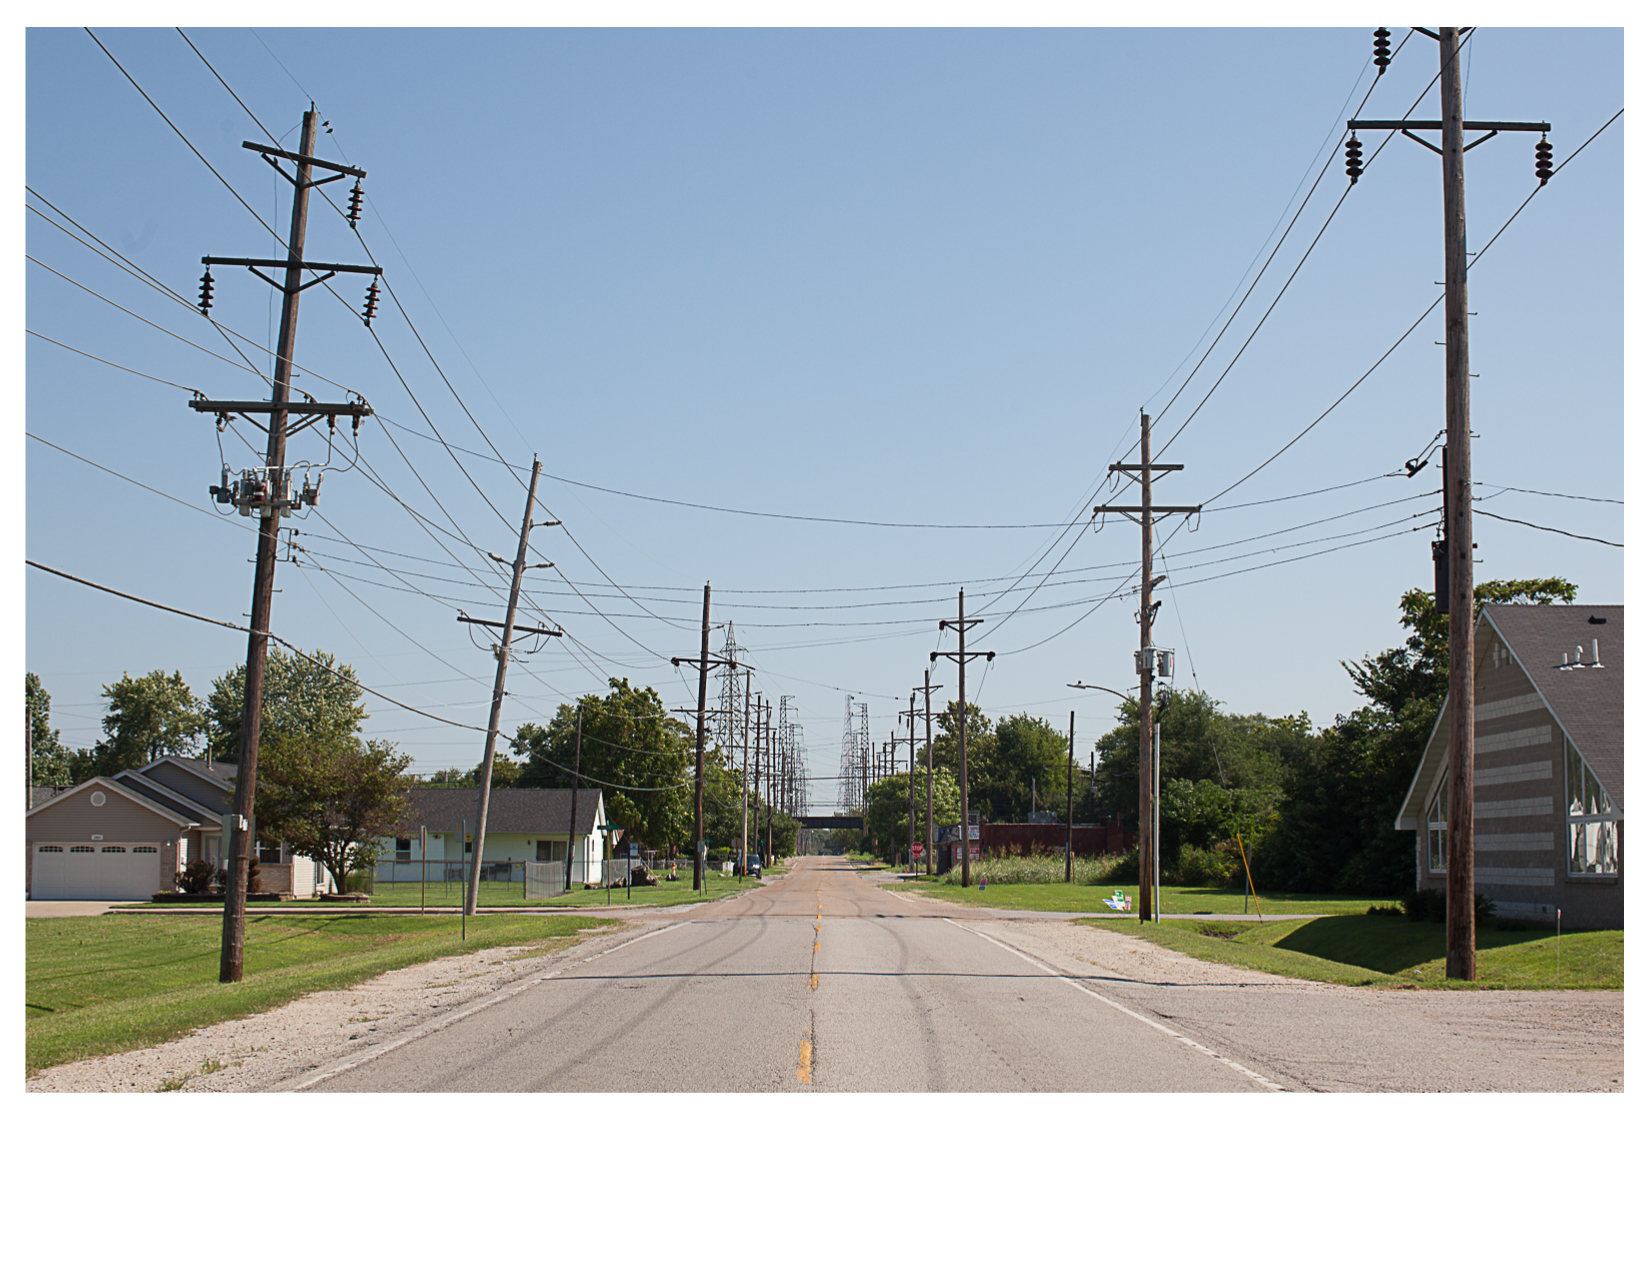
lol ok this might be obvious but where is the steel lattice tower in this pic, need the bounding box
[713,623,745,761]
[837,695,862,813]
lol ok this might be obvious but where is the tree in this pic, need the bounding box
[1261,576,1576,895]
[252,735,412,892]
[922,700,1002,817]
[865,768,961,855]
[84,670,205,775]
[989,713,1071,818]
[512,679,693,851]
[25,673,73,788]
[207,647,366,758]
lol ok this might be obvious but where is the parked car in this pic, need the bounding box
[743,852,762,879]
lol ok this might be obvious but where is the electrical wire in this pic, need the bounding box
[1472,510,1621,548]
[26,330,201,393]
[25,559,487,733]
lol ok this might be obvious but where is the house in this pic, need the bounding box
[25,755,325,900]
[1394,604,1623,928]
[372,787,611,888]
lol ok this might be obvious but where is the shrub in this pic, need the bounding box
[1367,903,1405,916]
[1402,887,1497,924]
[176,859,215,894]
[1172,842,1244,888]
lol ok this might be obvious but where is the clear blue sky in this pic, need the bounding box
[22,24,1624,801]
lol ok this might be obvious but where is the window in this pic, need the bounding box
[1566,737,1620,876]
[205,836,220,864]
[70,845,96,854]
[536,839,566,863]
[38,845,63,853]
[133,846,159,854]
[395,837,412,863]
[100,845,126,853]
[1427,775,1449,872]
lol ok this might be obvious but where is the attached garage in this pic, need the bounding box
[26,779,190,901]
[31,843,167,902]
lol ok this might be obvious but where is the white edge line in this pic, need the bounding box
[942,917,1287,1093]
[284,921,690,1092]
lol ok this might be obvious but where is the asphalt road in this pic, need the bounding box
[290,856,1621,1093]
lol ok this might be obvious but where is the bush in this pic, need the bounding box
[176,859,215,894]
[1402,887,1497,924]
[212,857,263,892]
[1171,842,1244,888]
[1367,903,1405,916]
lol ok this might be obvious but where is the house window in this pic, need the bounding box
[205,836,220,864]
[70,845,96,854]
[100,845,127,853]
[395,837,412,863]
[1427,776,1448,873]
[39,845,64,853]
[1566,737,1620,876]
[536,839,566,862]
[133,846,159,854]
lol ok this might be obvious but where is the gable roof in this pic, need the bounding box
[25,775,198,828]
[1482,604,1622,808]
[396,787,607,840]
[113,770,228,823]
[1395,604,1623,826]
[142,755,236,788]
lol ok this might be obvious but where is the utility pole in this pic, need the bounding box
[933,590,993,888]
[765,701,775,866]
[1347,26,1549,980]
[904,691,917,872]
[1065,710,1076,885]
[564,704,583,892]
[1098,412,1198,923]
[461,461,561,918]
[671,585,736,893]
[923,670,935,877]
[201,110,380,983]
[751,693,763,872]
[740,671,752,861]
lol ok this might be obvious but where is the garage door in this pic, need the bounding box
[31,843,163,901]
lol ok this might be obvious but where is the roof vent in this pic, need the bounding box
[1589,615,1608,624]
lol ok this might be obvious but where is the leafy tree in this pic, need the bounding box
[1343,577,1576,716]
[922,700,1002,817]
[25,673,73,787]
[864,767,961,855]
[511,679,693,851]
[252,735,412,892]
[418,767,473,787]
[1263,577,1576,895]
[988,713,1071,818]
[207,648,366,757]
[83,670,205,775]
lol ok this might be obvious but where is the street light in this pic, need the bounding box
[1068,680,1161,922]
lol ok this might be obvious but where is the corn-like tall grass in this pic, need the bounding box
[938,854,1128,887]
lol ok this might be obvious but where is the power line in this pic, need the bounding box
[1472,509,1621,548]
[26,330,201,393]
[25,559,487,733]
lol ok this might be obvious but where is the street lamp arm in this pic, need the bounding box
[1068,681,1129,700]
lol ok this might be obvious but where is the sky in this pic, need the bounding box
[21,21,1625,805]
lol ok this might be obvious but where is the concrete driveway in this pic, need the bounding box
[26,900,121,918]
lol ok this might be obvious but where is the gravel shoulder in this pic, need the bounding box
[25,919,656,1093]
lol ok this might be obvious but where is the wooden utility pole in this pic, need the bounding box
[1348,27,1549,980]
[672,586,736,892]
[1097,412,1198,923]
[464,460,557,917]
[934,590,992,888]
[906,691,917,872]
[765,701,775,866]
[563,704,582,892]
[923,670,935,877]
[1065,710,1076,885]
[207,110,379,982]
[694,586,710,891]
[740,670,752,862]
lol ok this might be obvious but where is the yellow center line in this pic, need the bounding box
[797,1037,812,1084]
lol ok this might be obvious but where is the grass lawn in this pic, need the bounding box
[135,868,771,911]
[1076,913,1622,990]
[26,911,616,1076]
[889,877,1396,916]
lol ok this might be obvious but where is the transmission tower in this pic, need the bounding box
[837,695,862,813]
[858,702,871,804]
[713,623,746,760]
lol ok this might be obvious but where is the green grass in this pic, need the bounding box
[890,877,1395,916]
[1075,913,1623,990]
[26,912,616,1076]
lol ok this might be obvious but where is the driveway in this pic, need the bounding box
[26,900,121,918]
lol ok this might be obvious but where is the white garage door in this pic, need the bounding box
[31,843,164,901]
